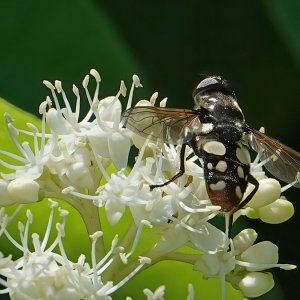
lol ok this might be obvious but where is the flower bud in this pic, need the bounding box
[45,108,72,134]
[241,241,278,271]
[233,228,258,253]
[7,178,40,204]
[246,178,281,208]
[0,179,14,206]
[259,198,294,224]
[239,272,274,298]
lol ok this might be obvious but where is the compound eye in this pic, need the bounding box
[193,76,222,98]
[196,77,220,90]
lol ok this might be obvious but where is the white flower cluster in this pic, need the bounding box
[0,70,297,299]
[0,200,170,300]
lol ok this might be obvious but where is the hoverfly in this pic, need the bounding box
[122,76,300,231]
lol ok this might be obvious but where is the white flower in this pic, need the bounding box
[194,228,296,299]
[235,152,295,225]
[1,70,298,300]
[0,70,136,206]
[0,201,153,300]
[238,272,274,298]
[143,284,194,300]
[0,179,14,206]
[0,115,51,205]
[245,178,281,208]
[143,286,165,300]
[258,197,294,224]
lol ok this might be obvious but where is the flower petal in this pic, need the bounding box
[108,131,131,169]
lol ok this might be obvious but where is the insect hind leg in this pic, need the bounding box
[236,173,259,210]
[150,144,187,190]
[226,174,259,243]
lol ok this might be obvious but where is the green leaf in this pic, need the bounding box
[0,0,145,115]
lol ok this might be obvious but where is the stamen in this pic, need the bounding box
[82,75,93,106]
[187,284,194,300]
[120,80,127,97]
[90,69,101,103]
[150,92,158,105]
[0,159,24,170]
[167,215,208,235]
[3,225,23,252]
[126,75,142,110]
[21,210,33,254]
[32,233,42,255]
[178,200,220,213]
[21,141,35,164]
[40,201,56,251]
[26,123,40,161]
[128,136,151,181]
[96,235,118,270]
[125,222,145,259]
[160,97,168,107]
[0,150,27,163]
[281,179,298,193]
[5,119,29,159]
[6,205,24,225]
[133,75,142,88]
[90,231,103,285]
[56,81,73,114]
[235,259,296,270]
[43,80,61,110]
[72,84,81,121]
[106,258,148,295]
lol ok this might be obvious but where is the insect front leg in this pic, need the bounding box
[150,144,187,190]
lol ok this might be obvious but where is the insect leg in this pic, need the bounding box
[225,175,259,245]
[236,174,259,210]
[150,144,187,190]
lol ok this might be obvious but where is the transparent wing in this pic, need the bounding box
[122,106,202,144]
[246,126,300,188]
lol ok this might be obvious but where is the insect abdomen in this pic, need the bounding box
[200,140,251,212]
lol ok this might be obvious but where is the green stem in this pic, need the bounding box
[113,248,199,283]
[120,222,138,249]
[73,199,105,259]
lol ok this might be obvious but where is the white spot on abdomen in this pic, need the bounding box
[237,166,244,178]
[210,181,226,191]
[236,146,251,165]
[235,185,243,199]
[203,141,226,156]
[207,162,213,170]
[215,160,227,172]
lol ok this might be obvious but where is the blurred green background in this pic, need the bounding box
[0,1,299,299]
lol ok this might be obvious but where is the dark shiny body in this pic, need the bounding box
[122,76,300,214]
[190,79,251,211]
